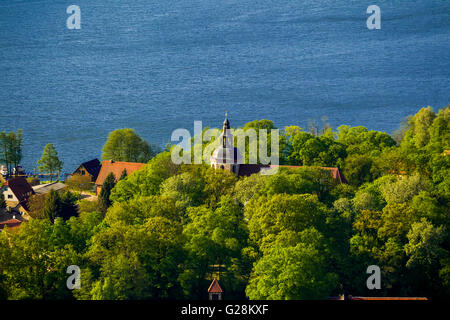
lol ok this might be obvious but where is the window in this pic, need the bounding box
[7,194,13,199]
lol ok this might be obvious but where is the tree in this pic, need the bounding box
[110,151,180,203]
[119,169,127,180]
[404,219,448,298]
[83,217,185,299]
[181,195,248,299]
[379,173,430,204]
[0,129,23,176]
[66,174,92,192]
[402,106,436,149]
[102,128,156,163]
[98,173,116,214]
[26,176,40,186]
[246,229,338,300]
[28,194,47,219]
[42,189,62,223]
[0,218,82,299]
[38,144,63,182]
[343,154,378,186]
[246,193,328,250]
[160,172,205,211]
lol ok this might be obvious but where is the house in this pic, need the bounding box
[95,160,146,195]
[1,177,35,215]
[210,116,347,183]
[72,158,102,182]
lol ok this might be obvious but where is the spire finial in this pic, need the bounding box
[225,110,228,118]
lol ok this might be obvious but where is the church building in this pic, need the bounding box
[210,115,348,183]
[210,116,243,175]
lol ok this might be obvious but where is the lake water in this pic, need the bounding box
[0,0,449,174]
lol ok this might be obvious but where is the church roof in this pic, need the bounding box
[223,117,230,129]
[208,278,223,293]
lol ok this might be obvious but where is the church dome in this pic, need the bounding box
[211,146,242,164]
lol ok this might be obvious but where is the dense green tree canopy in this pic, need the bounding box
[1,106,449,301]
[101,128,156,163]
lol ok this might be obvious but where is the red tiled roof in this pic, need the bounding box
[208,278,223,293]
[95,160,146,186]
[0,218,22,230]
[6,177,34,211]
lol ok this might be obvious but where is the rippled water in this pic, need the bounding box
[0,0,449,173]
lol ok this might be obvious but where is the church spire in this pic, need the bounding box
[223,111,230,130]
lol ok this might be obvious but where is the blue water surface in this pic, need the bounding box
[0,0,449,173]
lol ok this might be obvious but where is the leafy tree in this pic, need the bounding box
[233,173,267,205]
[285,130,346,167]
[181,195,248,299]
[98,173,116,214]
[343,154,378,186]
[1,218,82,299]
[119,169,127,180]
[66,174,93,192]
[28,194,47,219]
[202,167,237,208]
[402,106,436,149]
[37,143,63,182]
[38,190,78,222]
[42,189,62,223]
[102,128,156,163]
[246,193,328,250]
[160,172,206,211]
[59,191,79,220]
[26,176,40,186]
[379,173,430,204]
[84,217,185,299]
[404,219,448,298]
[105,195,181,226]
[0,129,23,175]
[246,229,338,300]
[337,125,395,155]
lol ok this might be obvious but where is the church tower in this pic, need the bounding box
[210,114,242,176]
